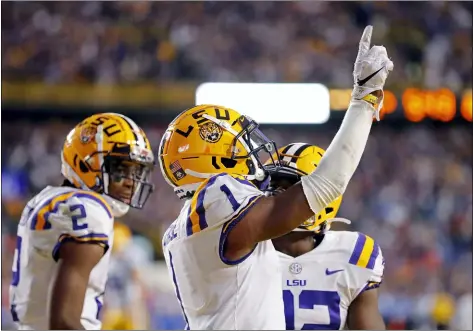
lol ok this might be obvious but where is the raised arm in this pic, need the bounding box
[225,26,394,260]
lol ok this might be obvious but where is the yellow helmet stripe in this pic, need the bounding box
[103,114,136,145]
[280,143,312,164]
[110,113,147,148]
[143,135,152,150]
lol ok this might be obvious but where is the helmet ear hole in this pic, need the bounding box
[79,160,89,173]
[221,157,237,169]
[246,159,255,175]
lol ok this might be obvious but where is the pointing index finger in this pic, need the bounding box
[357,25,373,58]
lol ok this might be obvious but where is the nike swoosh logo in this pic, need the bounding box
[325,268,344,275]
[357,66,385,86]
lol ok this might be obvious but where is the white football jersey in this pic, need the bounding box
[162,174,285,330]
[9,186,114,330]
[279,231,384,330]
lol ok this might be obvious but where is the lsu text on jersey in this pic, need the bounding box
[10,186,114,330]
[279,231,384,330]
[162,174,285,330]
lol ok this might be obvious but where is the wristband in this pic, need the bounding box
[361,93,378,105]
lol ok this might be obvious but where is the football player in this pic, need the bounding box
[267,143,385,330]
[159,25,393,329]
[9,113,155,330]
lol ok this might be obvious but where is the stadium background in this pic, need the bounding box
[1,2,471,330]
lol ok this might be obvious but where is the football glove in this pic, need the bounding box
[351,25,394,120]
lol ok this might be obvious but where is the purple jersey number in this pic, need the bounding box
[283,289,341,330]
[69,204,88,230]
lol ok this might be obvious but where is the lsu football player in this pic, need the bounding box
[267,143,385,330]
[159,25,393,329]
[9,113,155,330]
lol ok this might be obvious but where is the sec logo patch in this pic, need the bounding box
[289,262,302,274]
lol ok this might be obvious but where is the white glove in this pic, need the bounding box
[351,25,394,120]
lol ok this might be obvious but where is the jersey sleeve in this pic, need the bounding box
[185,173,264,236]
[37,191,114,261]
[184,173,264,265]
[348,232,385,295]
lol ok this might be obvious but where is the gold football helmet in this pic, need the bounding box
[159,105,280,199]
[61,113,155,216]
[265,143,343,232]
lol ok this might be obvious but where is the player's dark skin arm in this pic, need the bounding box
[226,182,314,260]
[346,288,386,330]
[225,92,382,261]
[49,241,105,330]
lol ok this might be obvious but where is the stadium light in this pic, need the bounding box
[195,83,330,124]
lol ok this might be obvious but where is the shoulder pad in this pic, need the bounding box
[186,173,263,236]
[348,232,382,270]
[30,190,113,231]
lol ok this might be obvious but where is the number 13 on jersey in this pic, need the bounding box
[283,289,341,330]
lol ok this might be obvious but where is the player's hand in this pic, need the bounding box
[351,25,394,120]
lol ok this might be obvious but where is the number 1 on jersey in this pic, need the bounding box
[220,184,241,211]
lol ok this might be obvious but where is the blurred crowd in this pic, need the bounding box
[1,1,472,329]
[1,119,471,329]
[2,1,471,91]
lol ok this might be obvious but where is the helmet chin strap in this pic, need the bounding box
[293,217,352,233]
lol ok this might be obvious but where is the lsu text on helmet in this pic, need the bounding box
[158,105,280,199]
[61,113,155,217]
[264,143,343,232]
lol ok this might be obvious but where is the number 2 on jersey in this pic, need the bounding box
[283,290,341,330]
[69,204,88,230]
[11,203,88,287]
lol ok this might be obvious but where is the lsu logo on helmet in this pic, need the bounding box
[199,121,223,143]
[79,125,98,144]
[159,105,280,199]
[265,143,343,232]
[61,113,155,214]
